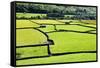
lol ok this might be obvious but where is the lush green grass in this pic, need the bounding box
[59,20,80,23]
[31,20,63,24]
[38,25,55,32]
[48,32,96,53]
[38,24,95,32]
[16,19,96,65]
[16,53,96,65]
[58,20,96,25]
[16,29,47,46]
[56,25,95,31]
[16,46,48,59]
[16,20,39,28]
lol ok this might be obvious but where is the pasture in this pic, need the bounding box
[16,19,96,66]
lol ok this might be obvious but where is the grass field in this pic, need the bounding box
[16,20,39,28]
[56,25,95,31]
[16,19,97,66]
[17,46,48,59]
[31,20,64,24]
[16,29,47,46]
[17,53,96,65]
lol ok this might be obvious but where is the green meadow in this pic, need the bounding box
[16,19,96,66]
